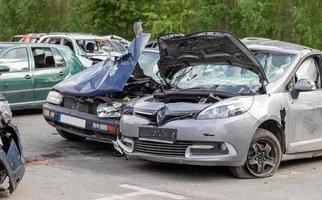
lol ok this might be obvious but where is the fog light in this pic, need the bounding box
[49,111,55,118]
[106,125,117,134]
[220,143,227,151]
[43,108,49,117]
[92,123,117,134]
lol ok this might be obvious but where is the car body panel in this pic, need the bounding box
[0,43,83,110]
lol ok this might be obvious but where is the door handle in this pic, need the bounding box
[58,71,64,76]
[25,75,31,79]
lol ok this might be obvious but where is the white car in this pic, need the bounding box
[39,33,123,68]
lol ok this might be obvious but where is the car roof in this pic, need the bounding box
[0,42,68,49]
[243,38,320,54]
[45,33,106,40]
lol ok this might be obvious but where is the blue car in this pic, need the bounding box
[43,33,161,142]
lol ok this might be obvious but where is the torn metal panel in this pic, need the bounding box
[53,33,150,97]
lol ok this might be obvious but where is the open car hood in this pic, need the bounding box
[54,33,150,97]
[157,31,268,82]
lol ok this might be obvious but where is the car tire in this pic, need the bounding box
[56,129,86,141]
[230,128,282,178]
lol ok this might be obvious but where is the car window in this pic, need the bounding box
[287,57,320,90]
[32,47,57,69]
[48,37,61,45]
[51,48,66,67]
[0,48,29,72]
[62,38,74,52]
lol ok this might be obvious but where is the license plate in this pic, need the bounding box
[139,127,177,143]
[57,113,86,128]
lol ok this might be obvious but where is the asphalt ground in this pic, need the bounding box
[2,110,322,200]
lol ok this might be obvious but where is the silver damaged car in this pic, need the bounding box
[115,31,322,178]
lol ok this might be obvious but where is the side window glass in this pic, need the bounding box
[287,58,320,91]
[48,38,61,45]
[63,38,74,52]
[32,47,56,69]
[51,48,66,67]
[296,58,320,88]
[0,48,29,72]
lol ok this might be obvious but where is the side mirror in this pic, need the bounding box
[291,79,316,99]
[0,65,10,73]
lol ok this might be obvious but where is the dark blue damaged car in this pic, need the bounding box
[0,94,25,194]
[43,33,161,142]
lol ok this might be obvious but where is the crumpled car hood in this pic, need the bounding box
[157,31,268,82]
[53,33,150,97]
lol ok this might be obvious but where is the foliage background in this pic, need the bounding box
[0,0,321,49]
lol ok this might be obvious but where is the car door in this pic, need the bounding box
[31,47,68,102]
[0,47,33,106]
[286,55,322,153]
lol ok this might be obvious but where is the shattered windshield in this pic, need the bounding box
[172,64,261,94]
[254,52,295,82]
[171,53,296,94]
[137,51,160,82]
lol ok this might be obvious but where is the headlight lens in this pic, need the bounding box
[197,97,254,120]
[46,91,63,105]
[97,103,122,118]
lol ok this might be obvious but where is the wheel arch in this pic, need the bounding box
[257,119,286,153]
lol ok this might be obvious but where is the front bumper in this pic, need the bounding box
[118,112,259,166]
[43,103,119,142]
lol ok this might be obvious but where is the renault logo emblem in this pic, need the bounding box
[156,106,168,125]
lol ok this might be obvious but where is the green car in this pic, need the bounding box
[0,43,83,110]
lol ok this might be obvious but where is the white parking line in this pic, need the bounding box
[95,184,186,200]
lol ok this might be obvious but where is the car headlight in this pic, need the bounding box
[46,91,63,105]
[97,102,122,118]
[196,97,254,120]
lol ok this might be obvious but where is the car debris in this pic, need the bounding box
[0,94,25,193]
[116,31,322,178]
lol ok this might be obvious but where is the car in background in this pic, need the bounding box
[0,93,25,193]
[39,33,124,68]
[145,40,158,49]
[104,35,130,48]
[108,39,128,55]
[43,33,161,143]
[116,31,322,178]
[0,43,83,110]
[10,33,45,43]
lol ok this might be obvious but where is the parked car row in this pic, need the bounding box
[40,31,322,179]
[9,32,130,68]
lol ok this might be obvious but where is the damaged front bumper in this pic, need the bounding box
[43,103,119,142]
[117,112,259,166]
[0,123,25,194]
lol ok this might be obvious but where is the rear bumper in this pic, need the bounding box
[43,103,119,142]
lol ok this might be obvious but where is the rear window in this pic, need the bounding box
[10,37,23,42]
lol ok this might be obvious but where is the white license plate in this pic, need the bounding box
[58,113,86,128]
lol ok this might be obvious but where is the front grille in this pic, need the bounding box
[63,97,98,115]
[134,139,192,156]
